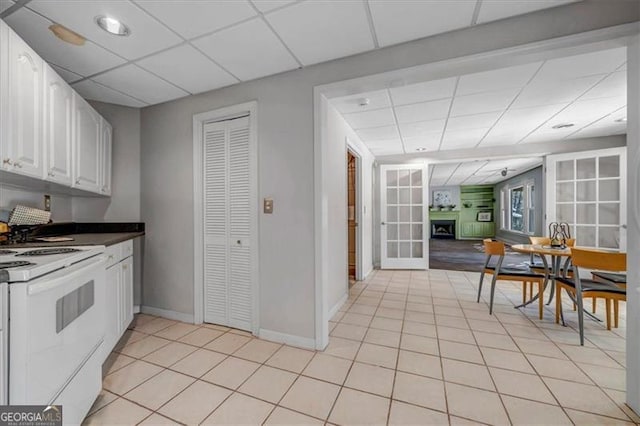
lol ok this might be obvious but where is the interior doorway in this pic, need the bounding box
[347,150,357,284]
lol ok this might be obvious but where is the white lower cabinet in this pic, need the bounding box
[102,241,134,362]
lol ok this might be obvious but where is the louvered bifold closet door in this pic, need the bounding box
[203,116,253,332]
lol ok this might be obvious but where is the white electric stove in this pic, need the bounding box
[0,245,107,425]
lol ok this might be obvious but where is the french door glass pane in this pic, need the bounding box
[412,188,422,204]
[411,170,422,186]
[599,156,620,178]
[387,170,398,186]
[387,206,398,222]
[599,203,620,225]
[576,181,596,202]
[599,180,619,202]
[412,242,423,258]
[387,188,398,204]
[387,224,398,240]
[387,242,398,258]
[576,204,596,224]
[412,224,423,240]
[557,160,574,181]
[399,224,411,240]
[599,228,619,249]
[556,204,574,223]
[399,188,410,204]
[577,158,596,179]
[399,170,410,186]
[556,182,574,202]
[576,226,596,247]
[412,206,422,223]
[399,242,411,258]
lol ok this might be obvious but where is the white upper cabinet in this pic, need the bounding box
[73,94,102,193]
[0,20,112,196]
[6,27,44,179]
[44,65,73,186]
[100,118,112,196]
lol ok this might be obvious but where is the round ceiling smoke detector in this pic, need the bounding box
[95,16,130,36]
[551,123,575,129]
[49,24,86,46]
[357,98,370,107]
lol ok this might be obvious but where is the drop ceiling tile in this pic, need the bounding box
[0,0,13,14]
[446,112,501,131]
[72,80,147,108]
[431,163,459,177]
[403,135,441,152]
[51,64,83,83]
[265,0,374,66]
[399,120,446,138]
[480,103,568,146]
[356,125,399,141]
[343,108,396,130]
[523,96,626,143]
[364,139,405,155]
[27,0,182,60]
[136,44,238,94]
[92,64,189,105]
[450,88,519,117]
[568,120,626,140]
[535,48,627,82]
[389,77,457,106]
[395,98,451,124]
[511,74,603,108]
[369,0,476,47]
[4,8,126,76]
[456,62,541,96]
[192,18,298,81]
[332,90,391,114]
[135,0,256,39]
[579,71,626,101]
[477,0,576,24]
[440,128,489,151]
[370,146,404,156]
[252,0,297,13]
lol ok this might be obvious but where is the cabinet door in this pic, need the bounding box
[461,222,474,238]
[73,94,101,193]
[100,119,112,196]
[0,21,8,172]
[7,29,44,178]
[120,257,134,332]
[44,65,73,185]
[103,265,121,362]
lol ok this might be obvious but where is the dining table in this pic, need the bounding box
[510,244,572,308]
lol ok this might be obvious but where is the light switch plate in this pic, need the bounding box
[264,198,273,214]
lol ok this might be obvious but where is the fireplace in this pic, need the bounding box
[431,220,456,239]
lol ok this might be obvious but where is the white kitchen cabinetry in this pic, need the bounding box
[0,19,112,196]
[3,28,44,179]
[102,240,134,362]
[44,65,73,186]
[73,94,102,193]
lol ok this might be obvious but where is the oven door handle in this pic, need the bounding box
[28,256,107,296]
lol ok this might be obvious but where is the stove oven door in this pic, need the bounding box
[9,255,107,408]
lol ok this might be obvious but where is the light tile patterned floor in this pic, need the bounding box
[85,269,638,425]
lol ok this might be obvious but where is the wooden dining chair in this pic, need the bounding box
[477,239,547,319]
[591,271,627,327]
[555,248,627,345]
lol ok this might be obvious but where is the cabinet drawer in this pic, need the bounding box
[105,244,121,268]
[121,240,133,259]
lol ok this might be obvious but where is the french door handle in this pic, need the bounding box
[381,222,386,225]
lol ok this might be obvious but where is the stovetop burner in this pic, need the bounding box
[0,261,33,269]
[16,248,81,257]
[0,250,17,255]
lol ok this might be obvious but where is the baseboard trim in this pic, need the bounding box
[328,292,348,322]
[140,305,194,323]
[258,329,316,350]
[362,267,374,280]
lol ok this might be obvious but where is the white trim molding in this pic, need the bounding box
[192,101,260,335]
[259,329,316,350]
[327,293,348,323]
[141,305,195,324]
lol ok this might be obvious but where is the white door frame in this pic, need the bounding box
[346,139,364,281]
[192,101,259,335]
[314,23,638,351]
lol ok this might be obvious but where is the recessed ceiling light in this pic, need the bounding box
[552,123,575,129]
[615,117,627,123]
[49,24,85,46]
[95,16,130,36]
[416,147,427,152]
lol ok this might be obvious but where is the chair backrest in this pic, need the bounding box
[566,238,576,247]
[570,248,626,272]
[483,239,505,256]
[529,236,550,245]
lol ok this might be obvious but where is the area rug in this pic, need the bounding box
[429,239,529,272]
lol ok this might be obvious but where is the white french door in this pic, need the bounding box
[546,147,627,250]
[203,115,256,332]
[380,165,428,269]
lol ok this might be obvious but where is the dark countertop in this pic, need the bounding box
[4,232,144,248]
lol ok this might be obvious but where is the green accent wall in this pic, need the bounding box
[459,185,496,239]
[429,210,460,238]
